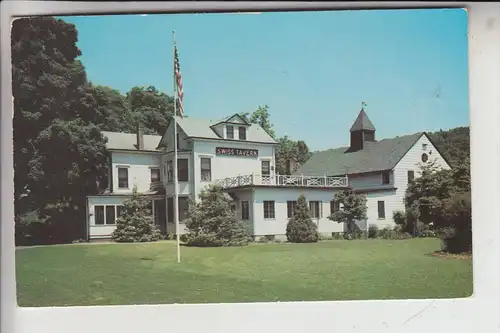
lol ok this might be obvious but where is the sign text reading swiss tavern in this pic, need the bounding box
[216,147,258,157]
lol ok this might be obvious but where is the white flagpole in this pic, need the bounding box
[173,30,181,263]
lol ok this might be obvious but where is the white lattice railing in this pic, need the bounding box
[215,174,348,189]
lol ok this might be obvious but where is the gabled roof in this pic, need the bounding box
[158,115,277,147]
[350,109,376,132]
[295,132,425,176]
[211,113,250,127]
[102,131,162,152]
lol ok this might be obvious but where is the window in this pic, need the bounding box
[261,160,271,176]
[178,197,189,223]
[263,201,275,219]
[238,127,247,140]
[382,171,390,185]
[94,206,105,225]
[117,205,125,218]
[167,161,173,182]
[200,158,211,182]
[241,201,250,220]
[422,143,428,151]
[309,201,321,218]
[421,153,429,163]
[377,201,385,219]
[330,200,340,214]
[150,168,160,183]
[118,167,129,188]
[227,125,234,139]
[407,170,415,183]
[106,206,116,225]
[287,201,297,219]
[178,158,189,182]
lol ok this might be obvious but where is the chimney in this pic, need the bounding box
[135,123,144,150]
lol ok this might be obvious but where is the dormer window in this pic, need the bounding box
[226,125,234,139]
[238,127,247,140]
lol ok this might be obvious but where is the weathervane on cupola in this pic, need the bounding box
[346,100,376,153]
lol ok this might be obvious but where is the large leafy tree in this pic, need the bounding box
[125,85,175,135]
[12,17,108,241]
[89,85,135,133]
[405,161,471,253]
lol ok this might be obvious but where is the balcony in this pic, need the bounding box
[150,181,164,191]
[215,174,349,189]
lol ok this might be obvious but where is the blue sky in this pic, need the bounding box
[60,8,469,151]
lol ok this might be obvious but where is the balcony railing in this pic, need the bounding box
[150,181,164,191]
[215,174,348,189]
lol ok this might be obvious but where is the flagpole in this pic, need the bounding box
[173,30,181,263]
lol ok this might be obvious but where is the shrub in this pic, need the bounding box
[182,184,249,247]
[286,194,319,243]
[111,186,162,243]
[368,224,379,238]
[331,232,344,240]
[318,233,332,241]
[438,192,472,253]
[393,210,406,227]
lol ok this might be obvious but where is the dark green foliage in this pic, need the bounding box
[405,161,471,253]
[378,227,412,240]
[12,17,109,243]
[182,185,249,247]
[328,190,367,239]
[368,224,379,238]
[111,187,162,243]
[285,194,319,243]
[392,210,406,226]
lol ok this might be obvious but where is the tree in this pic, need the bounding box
[275,136,312,174]
[12,17,109,242]
[405,162,471,253]
[89,85,135,133]
[111,186,162,242]
[181,184,249,247]
[125,85,175,135]
[286,194,319,243]
[328,190,367,239]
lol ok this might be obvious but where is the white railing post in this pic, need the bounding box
[276,172,279,185]
[324,173,327,187]
[301,173,304,186]
[251,173,255,185]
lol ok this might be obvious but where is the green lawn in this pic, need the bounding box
[16,238,473,307]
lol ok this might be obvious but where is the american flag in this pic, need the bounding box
[174,45,184,118]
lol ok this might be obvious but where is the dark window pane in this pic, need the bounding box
[178,159,189,182]
[378,201,385,219]
[118,168,128,188]
[94,206,105,225]
[106,206,116,225]
[239,127,246,140]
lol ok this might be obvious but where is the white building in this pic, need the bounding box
[86,109,451,241]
